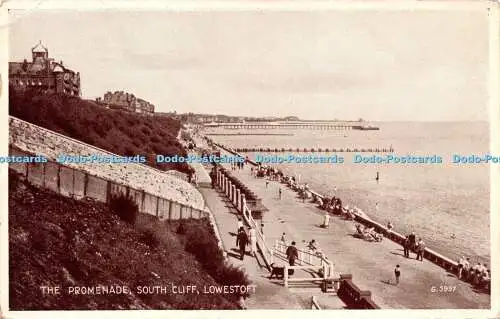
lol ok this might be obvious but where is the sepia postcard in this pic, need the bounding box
[0,1,498,318]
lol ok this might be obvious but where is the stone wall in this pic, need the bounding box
[9,117,205,210]
[10,146,207,221]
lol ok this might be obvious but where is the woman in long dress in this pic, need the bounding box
[249,227,257,257]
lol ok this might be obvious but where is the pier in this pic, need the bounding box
[204,121,378,130]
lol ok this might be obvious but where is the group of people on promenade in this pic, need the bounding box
[231,160,246,170]
[402,232,426,261]
[355,223,384,242]
[251,165,283,179]
[457,257,491,291]
[235,218,257,260]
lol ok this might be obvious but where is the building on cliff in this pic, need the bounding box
[9,41,81,96]
[96,91,155,115]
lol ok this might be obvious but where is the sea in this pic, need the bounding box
[205,122,490,264]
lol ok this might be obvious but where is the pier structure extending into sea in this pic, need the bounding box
[204,139,395,153]
[204,121,374,130]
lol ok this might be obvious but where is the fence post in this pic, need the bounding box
[233,185,238,206]
[284,265,289,287]
[241,195,247,215]
[156,196,160,218]
[240,193,246,212]
[236,189,241,209]
[57,164,61,194]
[168,200,173,220]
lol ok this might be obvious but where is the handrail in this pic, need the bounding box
[242,203,273,267]
[311,296,321,310]
[274,240,334,278]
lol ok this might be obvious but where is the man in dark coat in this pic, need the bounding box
[403,236,410,258]
[286,241,299,275]
[408,232,416,254]
[236,229,249,260]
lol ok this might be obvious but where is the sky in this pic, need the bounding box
[8,8,490,121]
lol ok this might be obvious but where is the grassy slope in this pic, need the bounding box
[9,89,192,174]
[8,171,239,310]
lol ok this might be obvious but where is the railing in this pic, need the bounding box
[241,203,273,267]
[273,240,334,278]
[214,165,273,268]
[283,265,330,287]
[311,296,321,310]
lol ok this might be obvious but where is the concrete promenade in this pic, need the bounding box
[219,163,490,309]
[199,186,311,309]
[198,173,348,309]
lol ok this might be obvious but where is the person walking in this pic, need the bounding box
[237,218,244,235]
[280,232,288,246]
[278,188,282,200]
[236,228,249,260]
[249,227,257,257]
[286,241,299,275]
[457,256,465,279]
[463,257,471,281]
[416,238,425,261]
[394,265,401,285]
[403,235,410,258]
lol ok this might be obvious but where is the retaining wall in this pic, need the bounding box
[10,146,207,221]
[337,274,379,309]
[9,116,204,210]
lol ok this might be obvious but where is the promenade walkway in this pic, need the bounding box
[198,173,347,309]
[219,162,490,309]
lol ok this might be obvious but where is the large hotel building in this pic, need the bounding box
[9,41,80,96]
